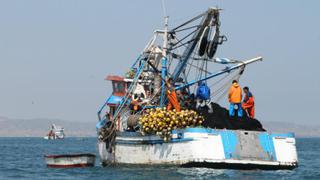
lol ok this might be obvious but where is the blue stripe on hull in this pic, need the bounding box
[220,130,238,159]
[259,133,277,161]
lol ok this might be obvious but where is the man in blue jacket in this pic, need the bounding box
[196,81,213,113]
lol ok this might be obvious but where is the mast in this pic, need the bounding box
[160,16,169,107]
[163,16,168,57]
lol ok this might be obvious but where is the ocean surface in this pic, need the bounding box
[0,137,319,180]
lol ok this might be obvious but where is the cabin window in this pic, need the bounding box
[113,82,125,93]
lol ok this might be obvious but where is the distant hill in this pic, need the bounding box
[0,116,96,137]
[263,121,320,138]
[0,116,319,137]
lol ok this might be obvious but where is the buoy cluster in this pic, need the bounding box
[139,108,204,142]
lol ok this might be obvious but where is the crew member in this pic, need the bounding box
[196,81,213,113]
[130,99,141,114]
[166,78,181,112]
[242,86,255,118]
[176,90,184,108]
[228,80,243,117]
[130,84,146,114]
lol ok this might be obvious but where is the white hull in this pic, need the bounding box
[98,128,298,170]
[45,154,96,168]
[43,136,64,140]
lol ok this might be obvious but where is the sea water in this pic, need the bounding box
[0,137,319,180]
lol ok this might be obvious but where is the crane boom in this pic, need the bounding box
[175,56,263,90]
[172,8,219,82]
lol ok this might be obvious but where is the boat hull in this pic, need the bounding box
[45,154,96,168]
[98,128,298,170]
[43,136,64,140]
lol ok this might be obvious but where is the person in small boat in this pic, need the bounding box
[166,78,181,112]
[48,129,54,138]
[228,80,243,117]
[242,86,255,118]
[196,81,213,113]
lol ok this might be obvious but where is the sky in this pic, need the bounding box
[0,0,319,125]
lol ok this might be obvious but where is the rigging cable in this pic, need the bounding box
[211,65,245,102]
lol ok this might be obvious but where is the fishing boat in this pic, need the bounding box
[44,154,96,168]
[96,8,298,170]
[44,124,65,140]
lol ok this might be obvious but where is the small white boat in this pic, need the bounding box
[44,154,96,168]
[44,124,65,140]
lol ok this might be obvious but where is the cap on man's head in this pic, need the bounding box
[232,80,238,84]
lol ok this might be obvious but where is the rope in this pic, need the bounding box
[173,25,200,33]
[171,12,205,32]
[215,72,242,102]
[186,61,212,76]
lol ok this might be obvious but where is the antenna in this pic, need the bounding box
[160,0,168,57]
[161,0,167,17]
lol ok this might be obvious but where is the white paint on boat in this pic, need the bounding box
[45,154,96,168]
[273,137,298,164]
[98,128,298,169]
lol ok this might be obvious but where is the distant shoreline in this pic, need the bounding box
[0,136,96,138]
[1,117,319,138]
[0,135,319,138]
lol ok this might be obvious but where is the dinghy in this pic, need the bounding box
[45,154,96,168]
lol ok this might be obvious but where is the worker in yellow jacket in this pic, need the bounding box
[228,80,243,117]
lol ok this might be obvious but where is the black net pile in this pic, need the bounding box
[195,103,265,131]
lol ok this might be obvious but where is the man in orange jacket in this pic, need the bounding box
[242,86,255,118]
[228,80,243,117]
[166,78,181,112]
